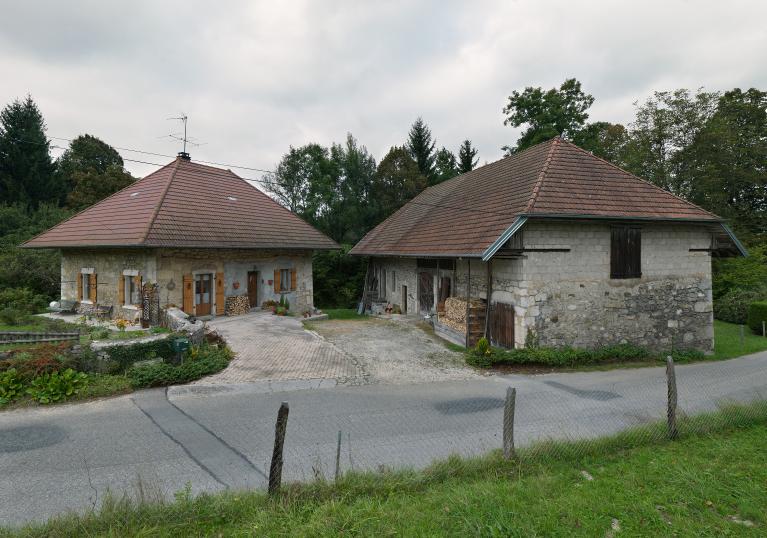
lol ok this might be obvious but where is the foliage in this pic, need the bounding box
[712,319,767,360]
[406,117,437,182]
[127,345,232,388]
[433,147,458,184]
[0,95,59,206]
[89,326,111,340]
[467,343,655,368]
[372,146,428,222]
[25,368,89,404]
[474,337,490,357]
[101,338,175,372]
[503,78,595,153]
[747,301,767,335]
[714,286,767,324]
[571,121,629,165]
[312,246,367,308]
[0,368,24,404]
[261,299,278,309]
[457,139,478,173]
[66,166,135,210]
[0,287,48,317]
[320,308,365,320]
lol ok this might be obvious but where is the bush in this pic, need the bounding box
[0,307,28,325]
[0,286,49,316]
[747,301,767,335]
[0,368,24,404]
[714,287,767,324]
[102,338,175,372]
[467,343,652,369]
[25,368,89,404]
[262,299,278,309]
[89,327,111,340]
[128,345,232,388]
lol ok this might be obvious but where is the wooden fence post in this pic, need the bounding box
[334,430,342,481]
[740,325,745,348]
[762,321,765,338]
[503,387,516,459]
[268,402,290,495]
[666,357,678,440]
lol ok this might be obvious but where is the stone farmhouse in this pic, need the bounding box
[24,154,338,320]
[351,137,746,352]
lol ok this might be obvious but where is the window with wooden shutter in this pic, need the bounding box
[290,268,297,291]
[273,269,280,292]
[77,273,83,301]
[118,275,125,305]
[182,274,194,314]
[610,226,641,279]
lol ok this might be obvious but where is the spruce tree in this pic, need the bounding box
[0,96,57,206]
[458,139,478,173]
[405,117,436,182]
[434,147,458,184]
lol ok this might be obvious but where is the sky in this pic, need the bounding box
[1,0,766,181]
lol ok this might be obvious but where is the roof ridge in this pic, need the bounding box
[21,160,177,248]
[558,138,721,220]
[140,158,182,244]
[524,137,559,213]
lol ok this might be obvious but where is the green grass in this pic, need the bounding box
[712,319,767,360]
[321,308,366,320]
[6,403,767,537]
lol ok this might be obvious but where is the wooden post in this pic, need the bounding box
[740,325,745,348]
[503,387,516,459]
[762,321,765,338]
[465,258,471,348]
[484,260,492,338]
[268,401,290,495]
[665,357,678,440]
[334,430,342,481]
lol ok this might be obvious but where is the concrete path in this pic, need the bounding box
[200,311,367,385]
[1,352,766,527]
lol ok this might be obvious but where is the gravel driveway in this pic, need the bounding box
[308,317,482,384]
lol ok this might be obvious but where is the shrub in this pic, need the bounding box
[0,307,28,325]
[0,287,48,316]
[669,348,706,363]
[26,369,89,404]
[714,287,767,324]
[127,345,232,388]
[467,343,652,369]
[0,368,24,404]
[102,338,175,372]
[747,301,767,335]
[89,327,111,340]
[262,299,278,309]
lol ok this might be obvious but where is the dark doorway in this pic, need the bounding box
[401,285,408,314]
[247,271,259,308]
[489,302,515,349]
[194,273,213,316]
[418,272,434,313]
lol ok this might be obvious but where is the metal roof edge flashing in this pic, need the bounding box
[482,216,527,262]
[721,223,748,257]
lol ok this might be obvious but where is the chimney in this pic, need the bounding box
[177,152,191,161]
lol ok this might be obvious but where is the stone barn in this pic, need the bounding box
[24,153,338,321]
[351,138,746,352]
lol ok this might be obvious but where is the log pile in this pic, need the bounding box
[225,294,251,316]
[440,296,484,333]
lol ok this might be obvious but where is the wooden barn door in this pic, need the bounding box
[489,303,515,349]
[418,272,434,313]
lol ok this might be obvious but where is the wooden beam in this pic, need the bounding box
[484,259,492,338]
[465,258,471,348]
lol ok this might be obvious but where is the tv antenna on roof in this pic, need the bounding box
[163,113,204,159]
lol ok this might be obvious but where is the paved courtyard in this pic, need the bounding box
[199,312,480,385]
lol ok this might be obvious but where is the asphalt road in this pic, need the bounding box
[1,352,766,527]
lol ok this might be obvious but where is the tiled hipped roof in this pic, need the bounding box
[24,157,339,250]
[350,138,720,258]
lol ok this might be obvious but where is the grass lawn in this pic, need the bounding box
[713,319,767,359]
[6,405,766,537]
[320,308,366,320]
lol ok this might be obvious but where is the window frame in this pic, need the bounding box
[610,226,642,279]
[123,269,142,307]
[80,268,95,303]
[279,268,291,292]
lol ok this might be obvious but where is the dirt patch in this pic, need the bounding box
[309,317,483,385]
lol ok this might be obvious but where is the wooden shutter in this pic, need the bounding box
[215,272,225,315]
[118,275,125,305]
[182,274,194,314]
[89,274,97,302]
[290,268,297,291]
[274,269,280,292]
[611,227,641,279]
[77,273,83,301]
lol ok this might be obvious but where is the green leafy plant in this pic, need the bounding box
[747,301,767,335]
[0,368,24,405]
[102,338,176,372]
[127,345,232,388]
[26,368,89,404]
[714,287,767,324]
[89,327,111,340]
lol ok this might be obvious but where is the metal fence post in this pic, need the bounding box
[268,402,290,495]
[666,357,678,440]
[334,430,342,481]
[503,387,516,459]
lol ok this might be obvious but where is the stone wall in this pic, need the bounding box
[371,257,419,314]
[519,221,714,352]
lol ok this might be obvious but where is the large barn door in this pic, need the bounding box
[418,272,434,313]
[489,302,515,349]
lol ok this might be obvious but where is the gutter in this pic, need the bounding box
[721,223,749,257]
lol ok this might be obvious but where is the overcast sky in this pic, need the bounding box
[1,0,766,181]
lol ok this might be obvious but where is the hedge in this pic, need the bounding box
[747,301,767,335]
[127,345,232,388]
[101,338,176,372]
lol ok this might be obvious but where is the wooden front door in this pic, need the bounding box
[194,273,213,316]
[247,271,259,308]
[418,272,434,313]
[489,302,515,349]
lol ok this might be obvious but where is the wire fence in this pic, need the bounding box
[256,355,767,488]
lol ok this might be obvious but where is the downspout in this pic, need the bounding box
[465,258,471,348]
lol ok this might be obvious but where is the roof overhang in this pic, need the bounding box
[719,223,748,257]
[481,216,527,262]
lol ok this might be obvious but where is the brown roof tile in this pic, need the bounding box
[350,138,720,258]
[24,157,339,250]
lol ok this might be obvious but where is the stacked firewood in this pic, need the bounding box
[225,295,251,316]
[440,296,483,332]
